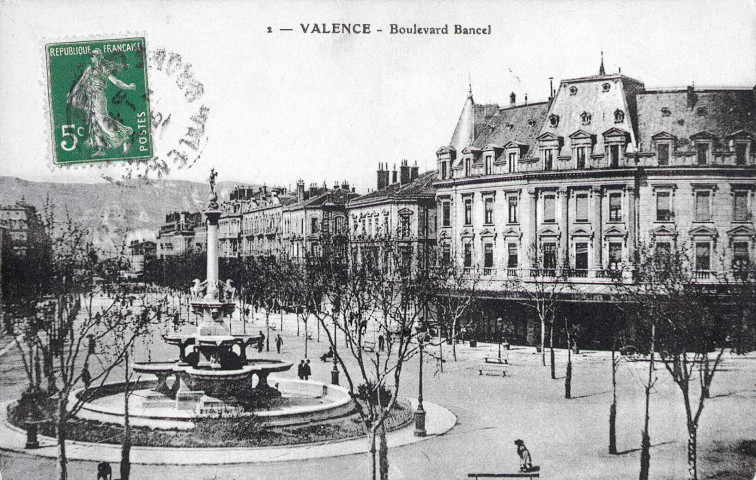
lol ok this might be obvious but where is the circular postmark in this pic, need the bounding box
[112,47,210,181]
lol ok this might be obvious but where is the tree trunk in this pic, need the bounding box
[609,402,617,454]
[609,345,618,454]
[452,320,457,361]
[549,324,556,380]
[639,324,655,480]
[368,429,377,480]
[438,328,444,373]
[687,422,698,480]
[379,424,389,480]
[57,397,68,480]
[121,353,132,480]
[540,316,546,366]
[304,321,309,358]
[565,348,572,399]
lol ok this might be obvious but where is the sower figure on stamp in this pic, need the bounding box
[67,49,135,157]
[514,439,533,472]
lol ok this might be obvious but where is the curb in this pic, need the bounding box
[0,399,456,465]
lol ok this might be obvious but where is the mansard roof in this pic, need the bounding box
[469,102,550,159]
[539,75,643,152]
[636,88,756,148]
[348,171,437,207]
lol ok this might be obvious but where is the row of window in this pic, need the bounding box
[447,239,751,274]
[441,188,751,229]
[656,140,750,166]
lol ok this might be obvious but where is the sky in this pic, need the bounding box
[0,0,754,193]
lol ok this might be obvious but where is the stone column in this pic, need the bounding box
[527,188,538,269]
[592,186,603,274]
[205,210,221,300]
[626,184,636,267]
[559,187,569,269]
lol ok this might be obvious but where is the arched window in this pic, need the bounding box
[581,111,592,125]
[614,109,625,124]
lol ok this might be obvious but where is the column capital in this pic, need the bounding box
[558,186,569,196]
[527,187,538,197]
[591,185,603,196]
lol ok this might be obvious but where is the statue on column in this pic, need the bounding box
[208,168,219,209]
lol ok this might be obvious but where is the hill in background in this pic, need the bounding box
[0,176,257,252]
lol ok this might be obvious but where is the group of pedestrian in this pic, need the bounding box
[297,359,311,380]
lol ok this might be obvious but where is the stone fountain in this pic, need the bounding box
[133,169,292,413]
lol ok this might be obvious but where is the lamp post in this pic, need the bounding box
[331,299,340,385]
[414,321,428,437]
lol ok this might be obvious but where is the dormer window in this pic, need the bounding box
[543,149,554,171]
[581,111,592,125]
[549,114,560,127]
[696,107,707,116]
[696,142,711,165]
[440,160,448,180]
[602,83,611,92]
[614,109,625,124]
[484,155,493,175]
[661,107,671,117]
[465,158,472,176]
[507,151,518,172]
[735,141,749,166]
[569,86,578,95]
[528,119,536,127]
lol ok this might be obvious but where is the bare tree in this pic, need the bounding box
[618,240,749,480]
[516,243,572,376]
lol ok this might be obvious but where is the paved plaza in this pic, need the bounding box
[1,305,755,479]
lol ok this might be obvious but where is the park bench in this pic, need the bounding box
[468,473,539,479]
[478,364,508,377]
[485,357,508,365]
[363,341,376,352]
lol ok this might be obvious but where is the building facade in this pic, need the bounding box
[348,161,437,271]
[0,202,43,257]
[435,64,756,345]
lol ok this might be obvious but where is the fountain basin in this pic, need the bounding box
[72,378,356,430]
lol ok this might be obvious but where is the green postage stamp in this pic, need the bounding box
[45,37,152,166]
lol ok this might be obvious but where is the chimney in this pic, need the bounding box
[309,182,318,198]
[392,164,398,184]
[334,181,339,190]
[261,184,267,196]
[686,85,697,110]
[524,93,528,105]
[410,161,419,181]
[296,179,305,202]
[400,159,411,185]
[510,92,516,106]
[549,77,554,100]
[377,162,389,190]
[341,180,350,191]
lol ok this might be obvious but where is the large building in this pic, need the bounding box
[156,211,205,259]
[0,202,43,257]
[282,181,358,261]
[348,161,437,271]
[434,62,756,346]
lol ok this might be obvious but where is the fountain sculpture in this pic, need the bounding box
[133,169,292,413]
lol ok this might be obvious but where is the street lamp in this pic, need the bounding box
[414,320,429,437]
[331,299,340,385]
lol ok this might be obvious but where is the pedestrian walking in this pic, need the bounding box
[297,360,305,380]
[275,334,283,354]
[514,440,532,472]
[303,359,311,380]
[81,364,92,388]
[378,334,385,352]
[258,331,265,353]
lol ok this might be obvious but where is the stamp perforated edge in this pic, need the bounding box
[40,31,151,173]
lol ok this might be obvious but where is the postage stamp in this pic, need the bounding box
[45,37,152,166]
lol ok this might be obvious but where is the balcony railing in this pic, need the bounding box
[483,267,495,276]
[693,270,715,280]
[568,268,589,278]
[506,268,519,278]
